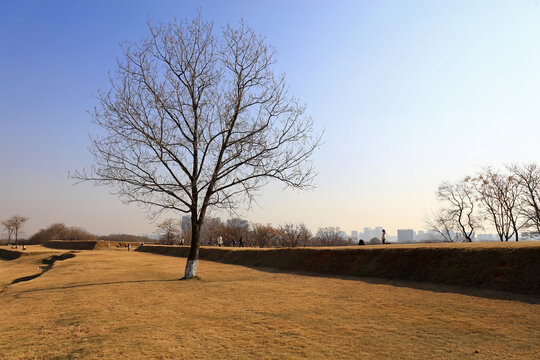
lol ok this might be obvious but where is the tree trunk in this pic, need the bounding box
[184,216,200,279]
[184,258,198,278]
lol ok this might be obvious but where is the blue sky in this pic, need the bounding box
[2,1,540,236]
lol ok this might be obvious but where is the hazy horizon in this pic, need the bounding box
[2,0,540,237]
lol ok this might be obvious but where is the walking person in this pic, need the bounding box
[381,229,386,245]
[217,236,223,247]
[128,243,131,252]
[239,237,244,247]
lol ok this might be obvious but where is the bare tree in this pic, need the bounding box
[250,223,279,248]
[508,163,540,236]
[28,223,98,243]
[314,227,347,246]
[199,217,224,245]
[277,223,312,247]
[1,219,14,245]
[73,15,320,277]
[425,208,461,242]
[156,218,180,245]
[473,170,510,242]
[436,179,481,242]
[473,168,525,241]
[2,215,29,246]
[220,218,249,246]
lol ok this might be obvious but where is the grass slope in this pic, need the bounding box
[137,242,540,294]
[0,246,538,359]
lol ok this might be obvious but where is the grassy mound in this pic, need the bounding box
[43,240,140,250]
[44,240,100,250]
[137,243,540,294]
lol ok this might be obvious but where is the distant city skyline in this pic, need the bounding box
[2,1,540,237]
[337,227,507,243]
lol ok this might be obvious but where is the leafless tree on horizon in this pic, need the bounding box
[277,223,312,247]
[1,219,15,245]
[156,218,181,245]
[436,179,481,242]
[508,163,540,236]
[473,167,526,241]
[314,227,347,246]
[72,14,321,278]
[1,215,29,246]
[425,208,461,242]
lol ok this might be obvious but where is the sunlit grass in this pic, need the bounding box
[0,246,538,359]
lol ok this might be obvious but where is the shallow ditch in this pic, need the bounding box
[10,252,77,285]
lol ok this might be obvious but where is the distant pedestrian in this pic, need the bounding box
[382,229,386,244]
[128,244,131,252]
[217,236,223,247]
[239,237,244,247]
[232,239,237,247]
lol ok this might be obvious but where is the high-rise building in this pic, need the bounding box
[397,229,414,243]
[181,215,191,231]
[363,227,371,240]
[426,230,443,241]
[227,218,249,229]
[351,230,358,239]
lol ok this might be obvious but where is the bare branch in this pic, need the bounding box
[72,14,320,277]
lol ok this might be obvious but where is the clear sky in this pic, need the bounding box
[2,0,540,237]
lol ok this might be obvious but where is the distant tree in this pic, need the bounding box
[1,219,15,245]
[156,218,180,245]
[250,223,279,248]
[314,227,347,246]
[472,172,508,242]
[277,223,312,247]
[473,168,525,241]
[29,223,97,243]
[73,14,320,278]
[3,215,29,246]
[199,217,225,246]
[436,179,481,242]
[62,226,98,240]
[508,163,540,236]
[99,234,153,243]
[425,208,461,242]
[221,219,249,246]
[368,237,381,245]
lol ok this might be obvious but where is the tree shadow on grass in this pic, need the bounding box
[7,279,181,298]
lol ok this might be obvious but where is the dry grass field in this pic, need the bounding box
[138,241,540,294]
[0,245,539,359]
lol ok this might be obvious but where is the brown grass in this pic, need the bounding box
[0,245,538,359]
[43,240,140,250]
[138,241,540,294]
